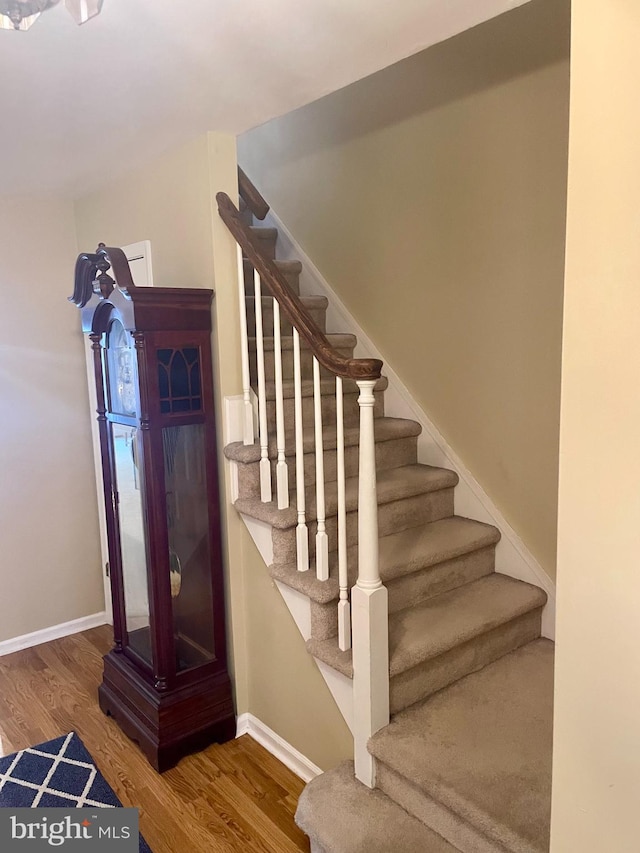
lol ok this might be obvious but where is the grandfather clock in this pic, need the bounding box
[70,245,235,771]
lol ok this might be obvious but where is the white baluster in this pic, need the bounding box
[336,376,351,650]
[293,328,309,572]
[313,357,329,581]
[273,298,289,510]
[236,244,254,446]
[254,270,272,503]
[352,379,389,788]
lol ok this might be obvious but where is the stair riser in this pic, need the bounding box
[375,764,508,853]
[250,345,355,383]
[246,301,327,336]
[238,201,253,226]
[244,260,300,294]
[234,436,418,499]
[270,488,455,565]
[310,600,336,642]
[264,387,385,433]
[389,608,543,715]
[245,230,277,260]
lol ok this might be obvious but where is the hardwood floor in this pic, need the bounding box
[0,626,310,853]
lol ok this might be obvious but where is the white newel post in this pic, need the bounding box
[352,379,389,788]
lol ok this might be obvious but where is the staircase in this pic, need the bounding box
[219,174,554,853]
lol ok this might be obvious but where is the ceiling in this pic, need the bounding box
[1,0,530,197]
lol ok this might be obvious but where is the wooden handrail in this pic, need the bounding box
[217,191,382,382]
[238,167,269,221]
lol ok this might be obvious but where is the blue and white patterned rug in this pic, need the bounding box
[0,732,152,851]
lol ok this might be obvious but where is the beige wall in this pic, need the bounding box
[0,196,104,642]
[239,0,570,579]
[75,133,352,769]
[551,1,640,848]
[75,136,216,291]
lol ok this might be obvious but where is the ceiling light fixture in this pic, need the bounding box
[0,0,103,31]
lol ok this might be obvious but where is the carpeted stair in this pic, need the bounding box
[227,207,554,852]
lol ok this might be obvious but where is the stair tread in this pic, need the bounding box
[296,761,460,853]
[269,516,499,605]
[235,463,458,530]
[270,561,339,604]
[271,258,302,273]
[307,574,546,679]
[248,225,278,240]
[388,573,546,677]
[369,639,554,853]
[245,256,302,271]
[378,516,500,582]
[224,416,421,464]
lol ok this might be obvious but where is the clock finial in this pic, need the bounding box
[95,244,115,299]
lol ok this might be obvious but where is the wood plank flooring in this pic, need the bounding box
[0,626,310,853]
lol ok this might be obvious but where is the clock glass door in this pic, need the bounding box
[162,423,216,671]
[111,422,152,665]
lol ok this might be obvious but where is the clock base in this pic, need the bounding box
[98,650,235,772]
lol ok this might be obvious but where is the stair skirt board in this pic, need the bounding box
[259,206,555,640]
[236,713,322,783]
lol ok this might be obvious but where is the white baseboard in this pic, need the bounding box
[236,712,322,782]
[265,208,556,639]
[0,612,109,657]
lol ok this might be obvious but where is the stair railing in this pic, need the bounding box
[218,184,389,787]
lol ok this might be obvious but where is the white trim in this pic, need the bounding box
[236,713,322,782]
[240,514,274,566]
[0,612,108,657]
[224,394,246,445]
[124,240,154,288]
[315,660,354,734]
[264,208,556,639]
[275,581,312,640]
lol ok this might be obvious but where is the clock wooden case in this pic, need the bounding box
[70,245,235,771]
